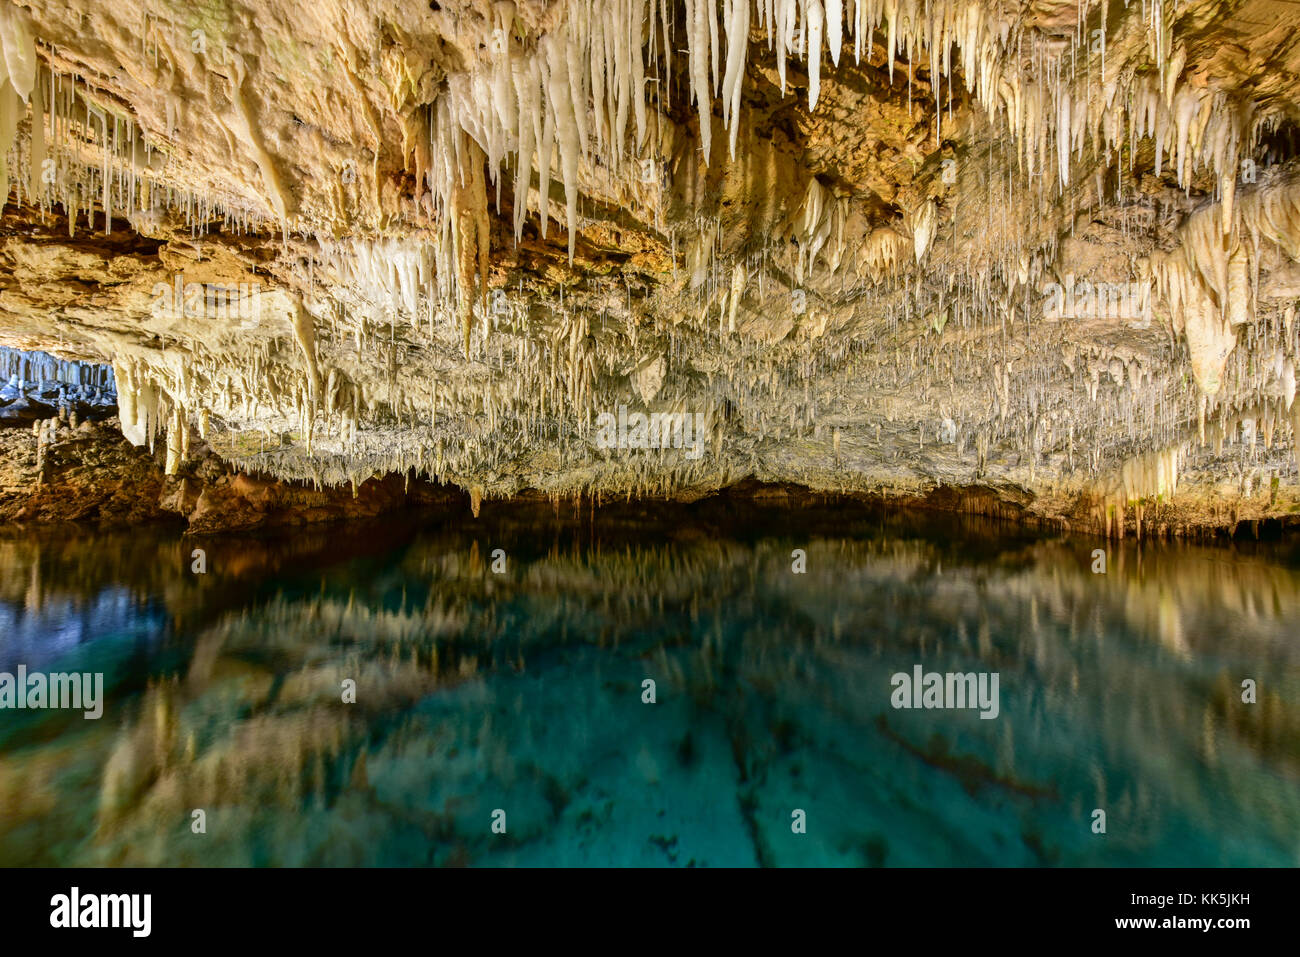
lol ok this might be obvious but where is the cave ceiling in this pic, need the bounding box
[1,0,1300,509]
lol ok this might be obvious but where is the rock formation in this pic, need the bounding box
[1,0,1299,533]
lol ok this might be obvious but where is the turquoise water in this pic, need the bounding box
[0,500,1297,867]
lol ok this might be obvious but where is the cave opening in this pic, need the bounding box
[0,347,117,428]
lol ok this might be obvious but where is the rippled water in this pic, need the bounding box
[1,498,1297,867]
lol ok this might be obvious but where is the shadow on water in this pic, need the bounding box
[0,498,1297,866]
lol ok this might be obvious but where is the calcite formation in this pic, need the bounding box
[0,0,1299,528]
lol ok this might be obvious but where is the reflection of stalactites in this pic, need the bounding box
[97,679,181,835]
[1209,673,1300,772]
[1153,590,1188,661]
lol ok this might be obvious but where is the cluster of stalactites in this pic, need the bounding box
[0,11,274,240]
[1117,442,1184,505]
[1151,175,1300,395]
[428,0,653,275]
[426,0,1281,306]
[111,340,335,476]
[316,238,437,323]
[425,0,1026,269]
[111,357,167,452]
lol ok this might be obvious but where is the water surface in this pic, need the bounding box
[1,498,1297,866]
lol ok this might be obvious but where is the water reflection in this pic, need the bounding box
[0,501,1297,866]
